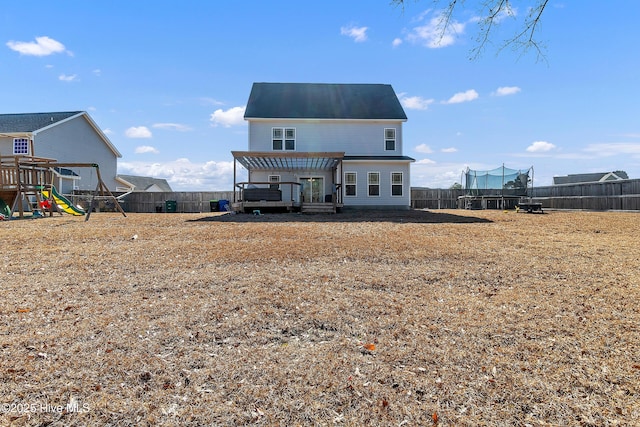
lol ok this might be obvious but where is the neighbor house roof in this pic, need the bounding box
[244,83,407,120]
[117,175,173,192]
[0,112,82,133]
[553,171,629,185]
[0,111,122,158]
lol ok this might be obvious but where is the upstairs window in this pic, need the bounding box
[272,127,295,150]
[344,172,357,197]
[384,128,396,151]
[391,172,403,196]
[13,138,29,155]
[368,172,380,196]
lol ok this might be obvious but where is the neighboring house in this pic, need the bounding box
[0,111,121,191]
[553,171,629,185]
[116,174,173,192]
[232,82,414,212]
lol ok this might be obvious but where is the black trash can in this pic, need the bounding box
[165,200,177,213]
[210,200,219,212]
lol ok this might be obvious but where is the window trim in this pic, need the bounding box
[344,172,357,197]
[368,172,380,197]
[13,138,30,155]
[268,175,281,190]
[391,172,403,197]
[272,127,296,151]
[384,128,396,151]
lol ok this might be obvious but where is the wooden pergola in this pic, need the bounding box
[231,151,344,213]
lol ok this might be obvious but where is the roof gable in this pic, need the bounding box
[244,83,407,120]
[0,111,83,133]
[117,174,173,192]
[0,111,121,158]
[553,171,629,185]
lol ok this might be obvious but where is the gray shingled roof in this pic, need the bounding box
[117,175,173,192]
[244,83,407,120]
[0,111,83,133]
[553,171,629,185]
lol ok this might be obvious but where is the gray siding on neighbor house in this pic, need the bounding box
[341,160,411,208]
[34,116,119,191]
[248,120,404,156]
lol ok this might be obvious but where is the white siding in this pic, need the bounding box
[248,120,403,155]
[341,160,411,208]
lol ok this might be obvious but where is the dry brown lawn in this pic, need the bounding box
[1,209,639,426]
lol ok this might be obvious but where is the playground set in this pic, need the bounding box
[0,154,125,221]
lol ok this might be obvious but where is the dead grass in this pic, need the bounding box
[1,209,639,426]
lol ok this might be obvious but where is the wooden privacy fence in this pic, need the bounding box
[530,179,640,211]
[410,188,464,209]
[120,191,238,213]
[410,179,640,211]
[117,180,640,213]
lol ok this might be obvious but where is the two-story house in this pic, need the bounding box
[232,82,414,213]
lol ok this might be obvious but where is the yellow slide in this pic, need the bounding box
[42,187,86,216]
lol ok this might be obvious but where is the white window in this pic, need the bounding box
[368,172,380,197]
[284,128,295,150]
[13,138,29,155]
[391,172,403,196]
[272,127,295,150]
[384,128,396,151]
[344,172,357,197]
[268,175,281,190]
[272,128,283,150]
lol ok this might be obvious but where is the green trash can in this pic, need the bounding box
[165,200,177,213]
[210,200,219,212]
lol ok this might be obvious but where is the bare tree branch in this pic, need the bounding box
[392,0,549,60]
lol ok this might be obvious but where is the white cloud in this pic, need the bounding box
[583,142,640,157]
[210,106,246,127]
[444,89,479,104]
[135,145,159,154]
[6,36,67,56]
[494,86,521,96]
[58,74,77,82]
[152,123,192,132]
[102,128,113,135]
[526,141,556,153]
[415,158,436,165]
[118,158,243,191]
[406,11,465,48]
[399,94,434,110]
[392,38,403,47]
[415,144,433,154]
[411,161,483,188]
[125,126,153,138]
[441,147,458,153]
[93,69,101,76]
[340,25,368,42]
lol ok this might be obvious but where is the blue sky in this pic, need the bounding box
[3,1,640,190]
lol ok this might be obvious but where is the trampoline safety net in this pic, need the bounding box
[464,165,532,196]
